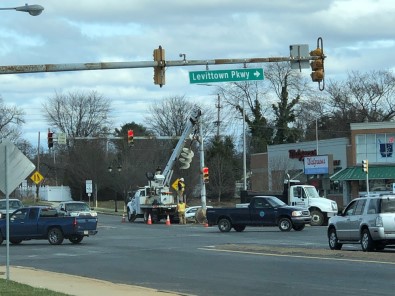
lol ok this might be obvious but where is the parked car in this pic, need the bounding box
[328,194,395,252]
[0,199,24,219]
[185,206,213,222]
[57,201,97,218]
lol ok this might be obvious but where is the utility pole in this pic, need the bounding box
[36,131,40,201]
[214,94,222,137]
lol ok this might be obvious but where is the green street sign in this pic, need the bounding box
[189,68,264,84]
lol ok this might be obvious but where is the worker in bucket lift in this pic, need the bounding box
[177,178,185,200]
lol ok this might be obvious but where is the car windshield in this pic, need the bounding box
[65,203,90,212]
[0,200,22,209]
[304,187,320,198]
[266,196,286,207]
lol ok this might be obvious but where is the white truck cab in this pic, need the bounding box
[288,184,338,226]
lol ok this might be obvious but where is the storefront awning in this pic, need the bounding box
[330,166,395,181]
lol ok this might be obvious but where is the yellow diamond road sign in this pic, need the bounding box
[31,171,44,184]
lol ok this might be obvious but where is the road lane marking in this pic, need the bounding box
[198,247,395,265]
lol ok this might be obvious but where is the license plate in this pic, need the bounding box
[84,230,88,235]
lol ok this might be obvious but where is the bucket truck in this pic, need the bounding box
[126,108,202,223]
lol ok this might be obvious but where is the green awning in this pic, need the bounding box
[330,166,395,181]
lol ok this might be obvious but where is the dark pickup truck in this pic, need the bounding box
[0,206,98,245]
[206,196,311,232]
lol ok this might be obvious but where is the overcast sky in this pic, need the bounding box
[0,0,394,147]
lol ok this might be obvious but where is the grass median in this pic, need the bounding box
[0,279,69,296]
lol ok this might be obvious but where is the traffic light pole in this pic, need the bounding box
[0,54,322,75]
[199,119,207,210]
[366,172,369,197]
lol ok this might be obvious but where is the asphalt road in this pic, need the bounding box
[1,215,395,296]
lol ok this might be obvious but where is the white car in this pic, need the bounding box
[57,201,97,217]
[0,199,24,219]
[185,206,213,222]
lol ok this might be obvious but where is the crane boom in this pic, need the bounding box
[162,108,202,186]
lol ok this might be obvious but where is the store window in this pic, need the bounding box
[358,179,394,194]
[356,133,395,164]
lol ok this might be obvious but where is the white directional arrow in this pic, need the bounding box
[254,70,261,78]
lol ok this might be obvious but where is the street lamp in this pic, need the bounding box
[0,3,44,16]
[108,163,122,212]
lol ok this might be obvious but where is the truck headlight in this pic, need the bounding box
[331,202,338,211]
[292,211,303,217]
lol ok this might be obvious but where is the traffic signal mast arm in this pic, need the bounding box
[0,56,317,74]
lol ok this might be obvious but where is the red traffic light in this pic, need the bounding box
[47,132,53,148]
[202,167,209,183]
[127,129,134,146]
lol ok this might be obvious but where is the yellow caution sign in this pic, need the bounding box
[30,171,44,185]
[172,178,179,191]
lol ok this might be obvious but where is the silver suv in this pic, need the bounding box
[328,194,395,252]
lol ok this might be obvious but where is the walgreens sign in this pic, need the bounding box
[304,155,331,175]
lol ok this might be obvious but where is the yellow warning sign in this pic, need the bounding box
[172,178,180,191]
[30,171,44,185]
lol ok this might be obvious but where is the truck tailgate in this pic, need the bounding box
[76,217,98,235]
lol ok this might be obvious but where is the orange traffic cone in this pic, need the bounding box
[166,215,171,226]
[147,214,152,225]
[121,213,126,223]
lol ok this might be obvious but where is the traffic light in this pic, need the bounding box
[153,46,165,87]
[47,131,53,149]
[310,47,324,83]
[202,167,209,183]
[362,160,369,174]
[127,129,134,146]
[179,148,194,169]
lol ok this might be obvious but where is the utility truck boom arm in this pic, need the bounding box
[162,108,202,186]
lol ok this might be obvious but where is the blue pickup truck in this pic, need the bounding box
[0,206,98,245]
[206,196,311,232]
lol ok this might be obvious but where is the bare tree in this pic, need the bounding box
[41,90,112,204]
[145,95,215,137]
[42,90,112,137]
[0,97,25,141]
[326,70,395,123]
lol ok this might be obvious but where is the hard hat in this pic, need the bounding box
[180,178,184,181]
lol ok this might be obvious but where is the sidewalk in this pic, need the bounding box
[1,266,181,296]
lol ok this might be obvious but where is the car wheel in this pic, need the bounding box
[310,210,324,226]
[218,218,232,232]
[278,218,292,232]
[69,235,84,244]
[10,239,22,245]
[0,233,3,245]
[292,224,305,231]
[328,228,342,250]
[48,227,64,245]
[361,229,374,252]
[233,225,246,232]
